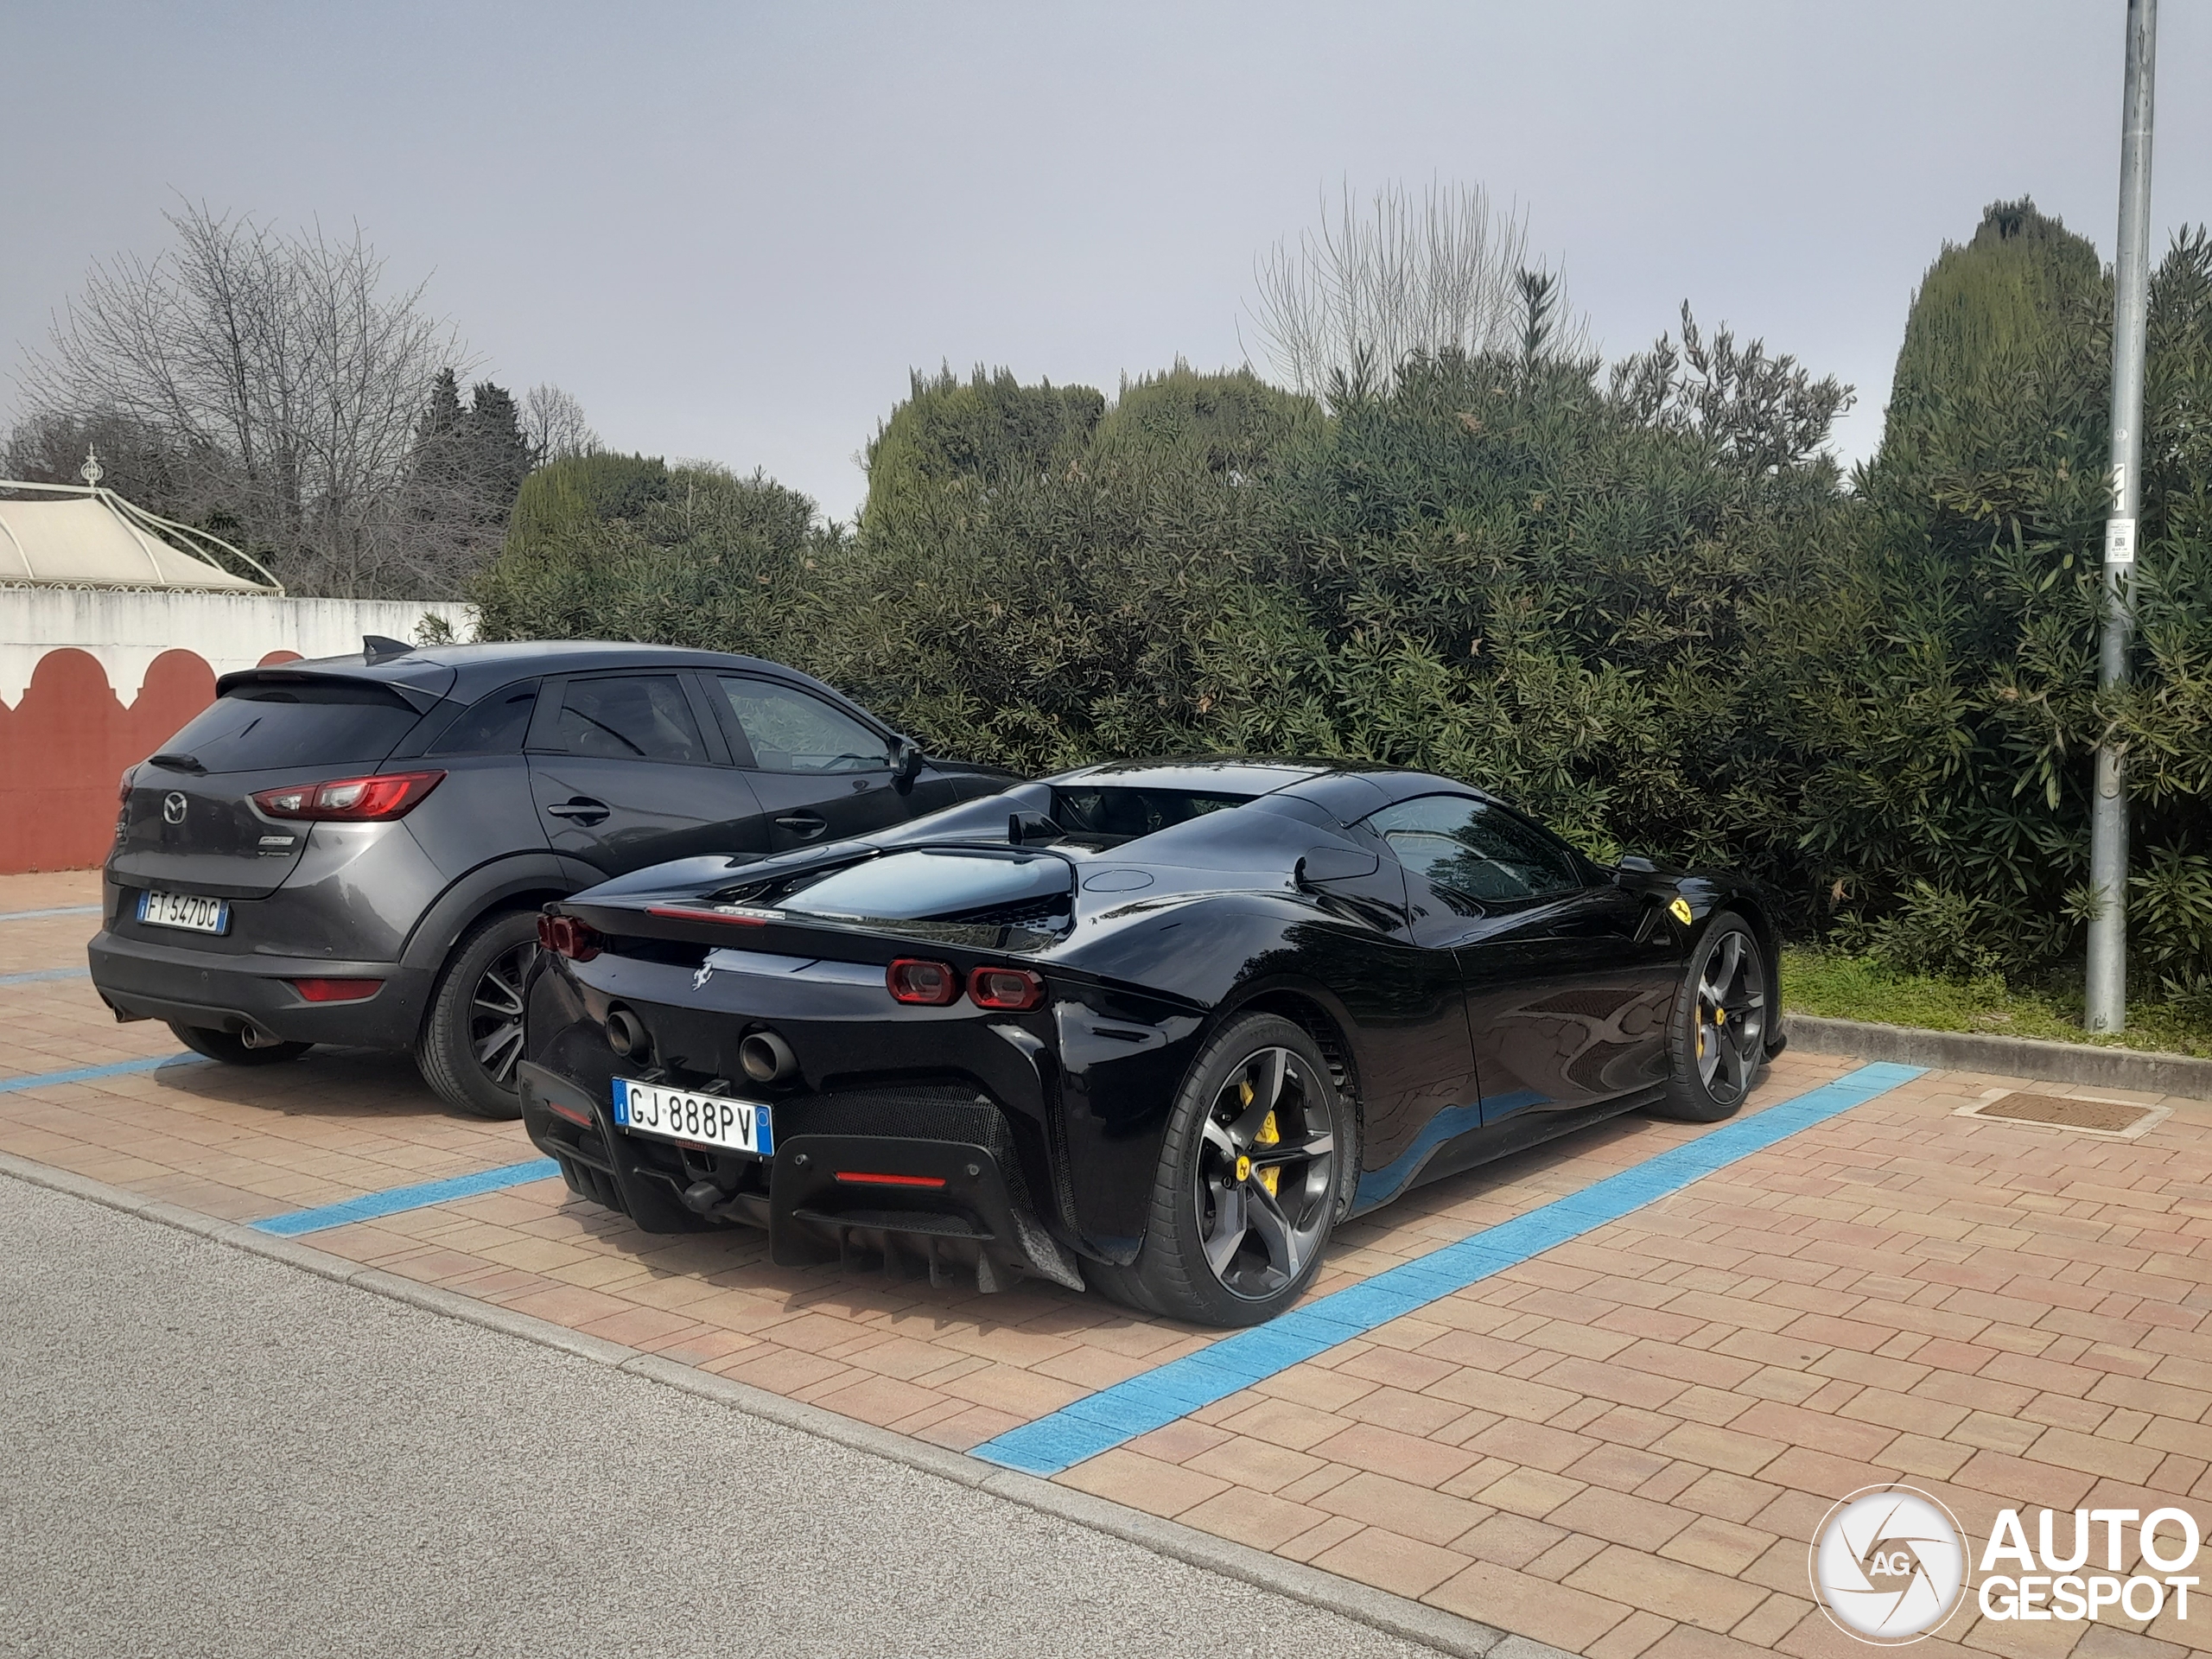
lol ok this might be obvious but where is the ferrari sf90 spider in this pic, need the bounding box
[518,760,1782,1325]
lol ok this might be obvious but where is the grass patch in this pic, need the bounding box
[1781,947,2212,1058]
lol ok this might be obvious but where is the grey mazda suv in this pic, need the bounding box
[88,639,1014,1116]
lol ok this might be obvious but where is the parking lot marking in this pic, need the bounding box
[250,1159,563,1237]
[974,1060,1925,1478]
[0,968,92,987]
[0,1053,197,1094]
[0,905,102,922]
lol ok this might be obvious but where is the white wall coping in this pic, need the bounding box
[0,586,480,705]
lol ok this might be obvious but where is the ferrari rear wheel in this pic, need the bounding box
[1099,1013,1343,1326]
[1651,910,1768,1122]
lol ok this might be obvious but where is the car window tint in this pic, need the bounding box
[716,677,889,772]
[1364,794,1581,905]
[429,682,537,754]
[552,675,704,762]
[153,683,422,772]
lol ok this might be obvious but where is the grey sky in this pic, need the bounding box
[6,1,2207,519]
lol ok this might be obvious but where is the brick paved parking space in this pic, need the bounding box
[8,868,2211,1659]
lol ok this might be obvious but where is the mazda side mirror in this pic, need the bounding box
[891,736,926,789]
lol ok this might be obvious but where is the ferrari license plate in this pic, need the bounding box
[137,890,230,934]
[613,1077,774,1157]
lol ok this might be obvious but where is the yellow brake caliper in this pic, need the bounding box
[1255,1108,1281,1197]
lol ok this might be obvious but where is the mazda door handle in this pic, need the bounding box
[775,812,828,839]
[544,797,609,824]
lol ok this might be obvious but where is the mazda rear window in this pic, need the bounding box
[430,681,537,754]
[153,683,424,773]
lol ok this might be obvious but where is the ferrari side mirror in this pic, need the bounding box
[1616,855,1657,876]
[1295,847,1382,890]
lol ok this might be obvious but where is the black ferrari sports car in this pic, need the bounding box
[517,760,1783,1326]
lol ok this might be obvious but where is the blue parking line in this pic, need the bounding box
[0,967,92,987]
[0,1052,198,1093]
[974,1061,1925,1478]
[250,1159,563,1236]
[0,905,103,922]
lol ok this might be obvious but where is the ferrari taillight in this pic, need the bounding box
[251,770,445,822]
[887,958,960,1005]
[538,914,601,961]
[967,966,1044,1011]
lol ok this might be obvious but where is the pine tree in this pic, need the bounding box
[464,382,532,521]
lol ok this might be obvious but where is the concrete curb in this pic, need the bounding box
[1784,1012,2212,1100]
[0,1147,1567,1659]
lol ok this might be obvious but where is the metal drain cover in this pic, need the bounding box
[1964,1091,2163,1137]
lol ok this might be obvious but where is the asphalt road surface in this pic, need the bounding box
[0,1175,1443,1659]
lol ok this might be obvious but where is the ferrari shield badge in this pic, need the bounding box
[1668,896,1694,927]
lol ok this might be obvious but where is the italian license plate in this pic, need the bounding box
[137,890,230,934]
[613,1077,774,1157]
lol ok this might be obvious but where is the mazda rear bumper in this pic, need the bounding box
[88,929,433,1050]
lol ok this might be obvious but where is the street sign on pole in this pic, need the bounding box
[2086,0,2158,1033]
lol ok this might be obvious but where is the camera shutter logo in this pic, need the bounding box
[1810,1485,1970,1643]
[162,792,188,825]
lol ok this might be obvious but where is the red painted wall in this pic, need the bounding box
[0,646,303,874]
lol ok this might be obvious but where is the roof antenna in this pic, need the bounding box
[363,634,411,664]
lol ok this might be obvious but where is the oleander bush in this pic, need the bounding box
[474,202,2212,1008]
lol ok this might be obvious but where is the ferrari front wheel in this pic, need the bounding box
[1099,1013,1344,1327]
[1651,909,1769,1122]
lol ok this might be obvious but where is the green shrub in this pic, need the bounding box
[472,207,2212,1009]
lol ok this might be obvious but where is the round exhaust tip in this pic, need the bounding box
[605,1007,650,1059]
[739,1029,797,1085]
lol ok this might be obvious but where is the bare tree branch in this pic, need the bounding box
[16,203,480,595]
[1245,180,1581,400]
[521,384,599,465]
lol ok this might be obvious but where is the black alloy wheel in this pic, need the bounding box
[416,909,542,1120]
[1652,909,1768,1122]
[1194,1046,1337,1301]
[1094,1013,1347,1326]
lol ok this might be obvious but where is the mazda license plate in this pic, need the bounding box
[613,1078,774,1157]
[137,890,230,934]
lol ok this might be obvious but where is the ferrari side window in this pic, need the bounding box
[1365,795,1582,906]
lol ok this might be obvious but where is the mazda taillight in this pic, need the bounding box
[886,958,960,1005]
[967,966,1044,1011]
[291,978,383,1002]
[538,915,601,961]
[252,770,445,822]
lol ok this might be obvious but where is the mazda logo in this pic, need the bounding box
[162,792,187,825]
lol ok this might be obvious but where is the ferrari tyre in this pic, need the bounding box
[1103,1013,1345,1327]
[167,1023,312,1065]
[1650,910,1769,1122]
[416,909,539,1120]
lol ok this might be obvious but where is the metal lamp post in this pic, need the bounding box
[2085,0,2158,1034]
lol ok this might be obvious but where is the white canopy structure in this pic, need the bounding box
[0,482,280,593]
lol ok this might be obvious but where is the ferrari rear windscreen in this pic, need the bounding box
[1047,786,1254,843]
[780,849,1072,923]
